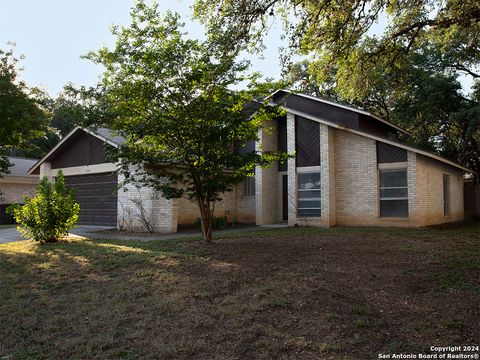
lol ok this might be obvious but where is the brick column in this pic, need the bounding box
[39,162,52,182]
[286,112,297,225]
[255,119,279,225]
[320,125,336,226]
[407,151,422,226]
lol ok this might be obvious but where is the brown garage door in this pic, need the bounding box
[64,172,118,226]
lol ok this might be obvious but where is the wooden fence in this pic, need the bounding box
[464,184,480,219]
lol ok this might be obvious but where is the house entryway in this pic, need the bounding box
[282,174,288,221]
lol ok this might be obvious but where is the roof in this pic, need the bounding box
[28,93,473,175]
[270,89,411,136]
[93,127,125,147]
[5,157,39,177]
[28,126,124,175]
[276,101,472,173]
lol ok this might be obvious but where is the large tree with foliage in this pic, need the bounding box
[0,47,49,174]
[86,2,285,244]
[26,87,96,158]
[194,0,479,94]
[9,85,100,160]
[286,44,480,179]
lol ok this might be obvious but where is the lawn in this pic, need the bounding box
[0,223,479,359]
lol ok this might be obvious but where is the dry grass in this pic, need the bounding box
[0,222,479,359]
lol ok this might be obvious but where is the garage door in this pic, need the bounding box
[64,172,118,226]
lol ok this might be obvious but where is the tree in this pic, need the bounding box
[194,0,479,98]
[50,85,98,137]
[86,2,286,244]
[286,45,480,180]
[0,46,49,174]
[8,170,80,242]
[7,85,100,160]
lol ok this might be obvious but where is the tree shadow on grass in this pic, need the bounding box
[0,222,478,359]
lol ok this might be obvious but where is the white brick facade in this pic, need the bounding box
[255,113,465,228]
[117,171,177,233]
[30,117,466,232]
[0,177,38,205]
[255,119,280,225]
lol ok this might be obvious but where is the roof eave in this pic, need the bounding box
[270,89,412,136]
[281,105,473,174]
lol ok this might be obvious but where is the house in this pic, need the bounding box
[28,90,471,232]
[0,157,39,224]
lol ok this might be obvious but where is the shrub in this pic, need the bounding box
[214,216,228,230]
[193,216,229,230]
[8,171,80,242]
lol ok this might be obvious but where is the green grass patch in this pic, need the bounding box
[0,221,478,359]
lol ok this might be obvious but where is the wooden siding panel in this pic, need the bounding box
[51,131,112,169]
[284,94,360,129]
[377,141,407,163]
[296,116,320,167]
[278,116,288,171]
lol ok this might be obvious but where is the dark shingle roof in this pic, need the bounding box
[6,157,39,177]
[92,127,125,146]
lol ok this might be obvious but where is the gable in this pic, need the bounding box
[51,130,113,169]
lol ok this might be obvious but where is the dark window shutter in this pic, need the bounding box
[295,116,320,167]
[377,141,407,163]
[235,139,255,155]
[278,116,288,171]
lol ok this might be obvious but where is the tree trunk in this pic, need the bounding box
[198,201,214,244]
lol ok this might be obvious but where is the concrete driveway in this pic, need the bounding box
[0,226,23,244]
[0,225,115,244]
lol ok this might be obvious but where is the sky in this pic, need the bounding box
[0,0,473,97]
[0,0,286,97]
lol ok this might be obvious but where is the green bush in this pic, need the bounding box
[8,170,80,242]
[214,216,228,229]
[192,216,229,230]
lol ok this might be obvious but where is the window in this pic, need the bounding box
[379,169,408,217]
[297,172,321,217]
[443,174,450,215]
[243,177,255,197]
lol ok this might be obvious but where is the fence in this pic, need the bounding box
[464,184,480,219]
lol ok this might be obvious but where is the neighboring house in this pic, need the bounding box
[28,90,472,232]
[0,157,39,224]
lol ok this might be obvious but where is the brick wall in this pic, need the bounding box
[119,173,256,232]
[334,129,380,225]
[0,180,37,204]
[333,128,464,227]
[236,187,256,224]
[112,116,467,232]
[415,154,464,225]
[174,185,249,226]
[117,170,176,233]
